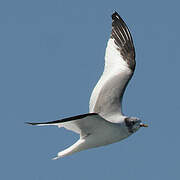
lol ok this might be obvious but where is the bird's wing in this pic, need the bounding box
[27,113,113,137]
[89,12,136,122]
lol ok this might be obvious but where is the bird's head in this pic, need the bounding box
[124,117,148,133]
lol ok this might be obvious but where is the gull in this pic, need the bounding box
[27,12,148,160]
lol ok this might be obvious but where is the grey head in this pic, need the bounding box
[125,117,148,133]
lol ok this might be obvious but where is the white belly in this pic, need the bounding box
[82,123,130,150]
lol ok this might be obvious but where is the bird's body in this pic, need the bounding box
[54,116,130,159]
[32,113,131,159]
[27,12,148,159]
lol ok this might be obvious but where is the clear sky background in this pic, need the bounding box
[0,0,180,179]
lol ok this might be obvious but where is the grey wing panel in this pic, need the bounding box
[92,71,132,117]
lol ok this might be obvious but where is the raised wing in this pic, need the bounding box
[89,12,136,122]
[27,113,112,137]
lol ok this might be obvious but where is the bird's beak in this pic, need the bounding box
[140,123,148,127]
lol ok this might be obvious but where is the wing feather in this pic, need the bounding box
[89,12,136,122]
[27,113,111,137]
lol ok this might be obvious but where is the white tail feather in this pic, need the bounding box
[52,139,86,160]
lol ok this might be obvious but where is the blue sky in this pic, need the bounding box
[1,0,180,179]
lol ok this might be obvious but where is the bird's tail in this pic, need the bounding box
[52,139,86,160]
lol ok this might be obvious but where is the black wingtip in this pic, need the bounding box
[111,11,120,20]
[25,122,38,125]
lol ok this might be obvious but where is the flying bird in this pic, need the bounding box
[27,12,148,160]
